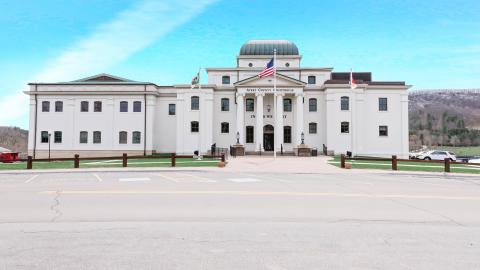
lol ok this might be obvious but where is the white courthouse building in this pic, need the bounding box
[25,40,410,158]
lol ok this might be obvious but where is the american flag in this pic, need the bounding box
[258,58,275,78]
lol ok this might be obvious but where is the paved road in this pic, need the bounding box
[1,169,480,269]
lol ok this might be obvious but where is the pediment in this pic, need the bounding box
[71,73,136,83]
[234,73,306,87]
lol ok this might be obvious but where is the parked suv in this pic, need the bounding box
[417,150,457,161]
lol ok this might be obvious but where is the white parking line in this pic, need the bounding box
[119,177,151,182]
[24,175,39,183]
[156,173,179,182]
[176,173,217,183]
[92,173,103,182]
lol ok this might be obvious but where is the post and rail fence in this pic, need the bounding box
[22,153,226,170]
[339,154,479,173]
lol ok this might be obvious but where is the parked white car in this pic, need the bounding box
[469,157,480,164]
[416,150,457,161]
[409,150,428,159]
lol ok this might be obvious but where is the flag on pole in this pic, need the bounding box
[259,58,275,78]
[191,69,201,88]
[349,69,357,89]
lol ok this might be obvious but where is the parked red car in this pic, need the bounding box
[0,152,19,163]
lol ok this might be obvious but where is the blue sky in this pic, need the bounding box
[1,0,479,128]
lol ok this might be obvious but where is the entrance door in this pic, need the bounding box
[263,125,274,151]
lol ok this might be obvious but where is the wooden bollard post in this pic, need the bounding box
[74,154,80,168]
[122,153,128,167]
[171,153,176,167]
[392,155,398,171]
[444,158,450,173]
[27,156,33,170]
[340,154,346,169]
[221,154,225,162]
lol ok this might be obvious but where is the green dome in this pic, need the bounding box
[240,40,299,56]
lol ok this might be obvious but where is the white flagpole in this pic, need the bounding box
[198,68,202,157]
[273,49,277,159]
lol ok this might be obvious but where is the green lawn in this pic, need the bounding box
[328,156,480,174]
[0,157,222,170]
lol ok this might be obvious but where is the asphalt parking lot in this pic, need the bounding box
[1,168,480,269]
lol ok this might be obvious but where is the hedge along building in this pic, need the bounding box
[25,40,410,158]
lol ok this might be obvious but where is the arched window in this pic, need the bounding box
[80,101,89,112]
[93,131,102,144]
[133,101,142,112]
[41,101,50,112]
[55,101,63,112]
[80,131,88,144]
[222,76,230,85]
[245,98,254,112]
[221,122,229,133]
[120,101,128,112]
[94,101,102,112]
[309,123,317,134]
[284,126,292,143]
[221,98,229,111]
[308,76,316,84]
[191,96,199,110]
[283,98,292,112]
[132,131,141,144]
[309,98,317,112]
[191,121,199,132]
[341,122,349,133]
[119,131,127,144]
[341,96,349,111]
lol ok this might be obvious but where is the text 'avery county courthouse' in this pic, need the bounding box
[25,40,410,158]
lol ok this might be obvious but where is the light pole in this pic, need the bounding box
[48,133,51,161]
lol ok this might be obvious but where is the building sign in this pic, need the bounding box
[238,87,302,94]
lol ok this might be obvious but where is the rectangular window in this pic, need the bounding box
[191,121,199,132]
[246,126,254,143]
[55,101,63,112]
[41,131,49,143]
[283,99,292,112]
[42,101,50,112]
[133,101,142,112]
[93,131,101,144]
[80,101,89,112]
[379,125,388,136]
[309,123,317,134]
[341,96,349,111]
[221,98,229,111]
[222,76,230,85]
[168,104,176,115]
[119,131,127,144]
[94,101,102,112]
[309,98,317,112]
[191,96,199,110]
[79,131,88,144]
[245,98,254,112]
[221,122,229,133]
[379,98,388,111]
[120,101,128,112]
[132,131,141,144]
[308,76,316,84]
[54,131,62,143]
[284,126,292,143]
[341,122,349,133]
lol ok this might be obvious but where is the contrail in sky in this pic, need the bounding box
[0,0,218,126]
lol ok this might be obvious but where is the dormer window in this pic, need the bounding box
[222,76,230,85]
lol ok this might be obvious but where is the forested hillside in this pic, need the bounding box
[0,126,28,153]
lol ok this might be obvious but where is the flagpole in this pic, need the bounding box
[198,68,202,157]
[273,49,277,159]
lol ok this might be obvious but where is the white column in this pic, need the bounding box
[295,93,304,145]
[236,93,245,144]
[255,93,264,152]
[275,93,284,153]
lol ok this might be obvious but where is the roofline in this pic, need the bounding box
[321,83,411,90]
[28,82,158,86]
[234,73,306,86]
[237,55,302,59]
[70,73,136,83]
[206,67,333,72]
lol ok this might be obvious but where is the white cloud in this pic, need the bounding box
[0,0,218,127]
